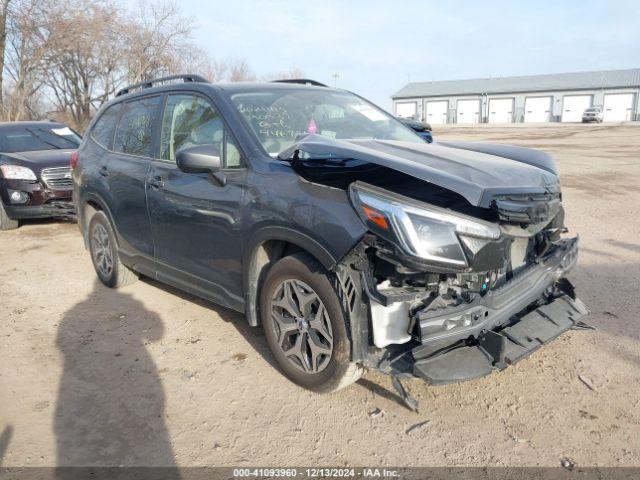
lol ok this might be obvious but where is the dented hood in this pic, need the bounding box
[279,135,560,208]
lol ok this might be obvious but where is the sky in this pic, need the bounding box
[129,0,640,110]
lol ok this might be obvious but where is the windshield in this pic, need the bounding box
[585,108,601,112]
[230,89,422,156]
[0,125,81,153]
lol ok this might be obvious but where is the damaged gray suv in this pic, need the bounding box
[73,75,588,401]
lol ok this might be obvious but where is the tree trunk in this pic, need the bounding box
[0,0,11,117]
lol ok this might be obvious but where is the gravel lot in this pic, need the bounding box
[1,123,639,468]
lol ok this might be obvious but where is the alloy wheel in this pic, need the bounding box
[91,223,114,278]
[270,279,333,373]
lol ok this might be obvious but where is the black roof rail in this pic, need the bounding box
[116,74,209,97]
[272,78,328,87]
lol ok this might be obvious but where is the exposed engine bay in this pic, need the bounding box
[280,135,589,396]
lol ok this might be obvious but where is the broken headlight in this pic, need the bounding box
[349,182,501,267]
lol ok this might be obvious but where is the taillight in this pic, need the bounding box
[70,151,79,169]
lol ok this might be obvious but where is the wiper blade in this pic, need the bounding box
[37,128,78,147]
[25,128,62,149]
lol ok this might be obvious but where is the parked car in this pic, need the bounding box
[0,121,80,230]
[582,107,604,123]
[397,117,433,143]
[73,75,587,402]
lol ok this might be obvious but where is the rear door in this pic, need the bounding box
[146,92,247,310]
[108,94,162,269]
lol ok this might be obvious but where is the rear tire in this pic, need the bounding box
[0,202,19,230]
[88,211,137,288]
[260,253,363,393]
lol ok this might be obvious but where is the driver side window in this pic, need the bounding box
[160,94,242,168]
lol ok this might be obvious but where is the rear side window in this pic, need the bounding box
[91,103,122,149]
[114,96,161,157]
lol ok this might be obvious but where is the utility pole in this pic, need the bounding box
[332,72,340,87]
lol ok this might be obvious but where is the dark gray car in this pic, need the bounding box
[0,121,79,229]
[73,75,587,402]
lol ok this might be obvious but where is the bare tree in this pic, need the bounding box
[123,0,194,84]
[0,0,10,114]
[3,0,51,120]
[182,47,228,82]
[266,67,306,81]
[228,58,256,82]
[0,0,266,126]
[183,52,257,83]
[42,0,126,129]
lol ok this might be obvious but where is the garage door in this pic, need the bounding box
[488,98,514,123]
[395,102,417,118]
[425,100,448,125]
[603,93,635,122]
[562,95,592,122]
[456,99,480,124]
[524,97,552,123]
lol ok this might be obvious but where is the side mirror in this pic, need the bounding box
[176,145,221,174]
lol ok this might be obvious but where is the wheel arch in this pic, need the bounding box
[78,193,117,247]
[243,226,339,326]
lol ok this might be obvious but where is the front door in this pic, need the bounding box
[146,93,247,310]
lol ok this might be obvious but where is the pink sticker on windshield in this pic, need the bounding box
[307,118,317,134]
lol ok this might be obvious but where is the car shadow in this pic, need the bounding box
[18,217,76,228]
[356,378,411,410]
[0,425,13,467]
[54,280,179,475]
[141,277,414,409]
[140,277,279,370]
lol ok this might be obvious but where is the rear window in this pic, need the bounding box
[91,103,122,149]
[114,96,161,157]
[0,125,81,153]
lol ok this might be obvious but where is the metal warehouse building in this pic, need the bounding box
[392,68,640,124]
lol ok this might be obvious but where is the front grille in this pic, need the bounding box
[41,166,72,190]
[491,189,561,224]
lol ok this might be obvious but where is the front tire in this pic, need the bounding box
[88,211,137,288]
[260,253,363,393]
[0,202,19,230]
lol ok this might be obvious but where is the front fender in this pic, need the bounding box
[242,224,356,326]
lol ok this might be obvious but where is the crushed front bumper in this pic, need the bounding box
[4,200,76,220]
[2,178,75,220]
[412,293,588,384]
[376,236,589,385]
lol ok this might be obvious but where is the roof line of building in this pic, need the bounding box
[392,68,640,99]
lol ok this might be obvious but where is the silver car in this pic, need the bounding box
[582,107,604,122]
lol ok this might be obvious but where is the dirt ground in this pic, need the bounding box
[1,123,639,468]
